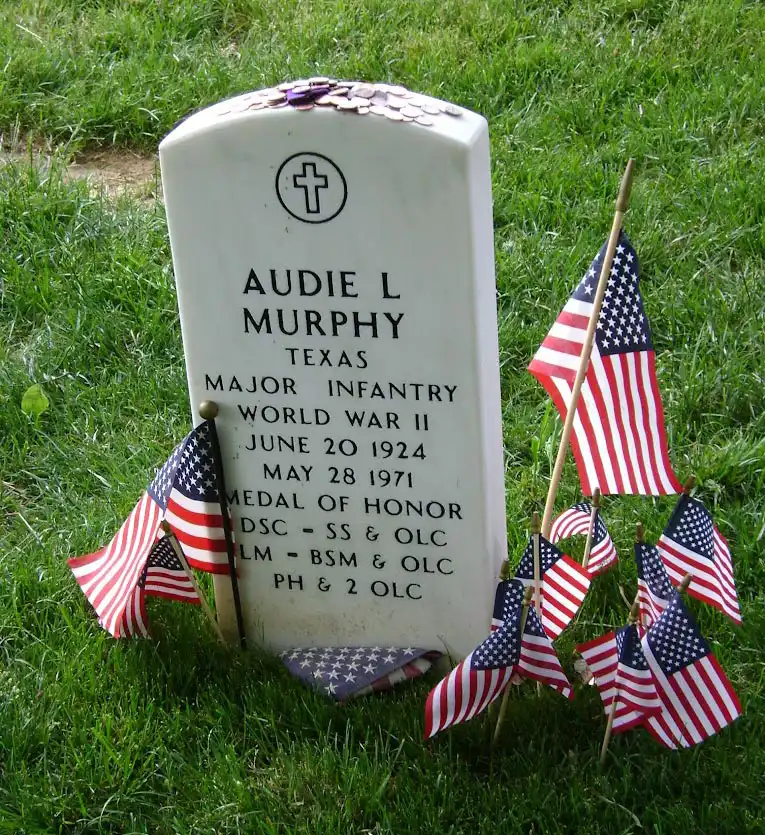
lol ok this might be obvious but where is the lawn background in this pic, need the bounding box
[1,0,764,832]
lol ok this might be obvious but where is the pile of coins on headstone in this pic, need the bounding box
[214,78,463,127]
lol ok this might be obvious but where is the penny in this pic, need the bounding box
[387,97,406,110]
[295,103,314,111]
[444,104,461,116]
[421,103,440,115]
[353,84,376,98]
[266,91,286,103]
[369,105,388,116]
[309,76,330,84]
[414,115,434,126]
[401,105,422,118]
[315,95,334,105]
[358,106,370,115]
[277,82,294,92]
[292,84,311,94]
[384,109,404,121]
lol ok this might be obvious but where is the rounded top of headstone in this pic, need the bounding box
[198,400,220,420]
[160,79,485,150]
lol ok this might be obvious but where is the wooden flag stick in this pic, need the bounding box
[161,521,225,643]
[600,589,641,764]
[541,160,636,539]
[531,512,543,696]
[581,487,601,571]
[487,559,512,726]
[532,512,542,616]
[493,585,535,745]
[684,476,696,495]
[199,400,247,648]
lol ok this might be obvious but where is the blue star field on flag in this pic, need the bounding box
[280,646,436,701]
[473,579,525,670]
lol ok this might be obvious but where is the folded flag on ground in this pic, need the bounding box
[281,646,439,701]
[424,579,571,739]
[68,420,228,637]
[577,622,661,734]
[550,501,618,575]
[514,534,591,639]
[528,231,682,497]
[640,591,741,748]
[657,495,741,625]
[635,540,674,631]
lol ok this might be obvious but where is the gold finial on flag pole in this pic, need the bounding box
[198,400,220,420]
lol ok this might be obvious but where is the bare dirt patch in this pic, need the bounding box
[1,139,161,201]
[67,148,160,200]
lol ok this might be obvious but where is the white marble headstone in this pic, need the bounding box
[159,81,506,657]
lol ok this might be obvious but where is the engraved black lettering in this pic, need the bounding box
[380,272,400,299]
[243,268,265,294]
[243,307,271,334]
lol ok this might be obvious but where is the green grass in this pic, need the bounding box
[2,0,765,832]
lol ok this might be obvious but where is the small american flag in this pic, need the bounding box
[514,534,591,639]
[424,581,519,738]
[577,623,661,734]
[514,604,573,699]
[424,581,571,738]
[137,535,199,603]
[549,502,618,575]
[146,421,228,574]
[641,592,741,748]
[529,232,682,496]
[281,646,437,701]
[657,495,741,625]
[68,421,227,637]
[635,541,674,630]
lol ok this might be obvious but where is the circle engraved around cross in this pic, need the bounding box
[275,152,348,224]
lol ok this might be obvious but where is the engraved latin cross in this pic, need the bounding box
[293,162,329,214]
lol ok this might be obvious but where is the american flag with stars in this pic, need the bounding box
[657,495,741,625]
[529,231,682,496]
[424,580,571,738]
[641,592,741,749]
[514,534,591,639]
[549,501,618,575]
[137,535,199,603]
[635,541,674,631]
[68,421,227,637]
[145,420,228,574]
[280,646,437,701]
[577,622,661,734]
